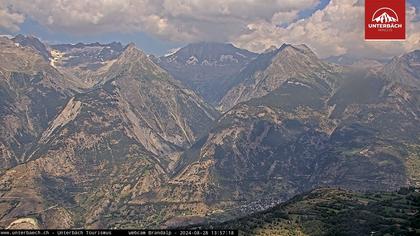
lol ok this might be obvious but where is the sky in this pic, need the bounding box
[0,0,419,58]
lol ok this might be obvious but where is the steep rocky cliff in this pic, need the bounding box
[0,36,418,229]
[0,38,218,228]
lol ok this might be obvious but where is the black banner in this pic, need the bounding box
[0,230,238,236]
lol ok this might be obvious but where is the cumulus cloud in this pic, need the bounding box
[233,0,420,58]
[0,0,419,58]
[1,0,318,42]
[0,2,25,32]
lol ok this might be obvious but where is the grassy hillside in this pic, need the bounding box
[200,187,420,236]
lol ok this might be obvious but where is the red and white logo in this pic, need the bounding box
[372,8,399,23]
[365,0,406,41]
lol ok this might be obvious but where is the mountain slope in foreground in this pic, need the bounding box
[199,187,420,236]
[0,35,419,230]
[0,37,218,229]
[0,37,76,170]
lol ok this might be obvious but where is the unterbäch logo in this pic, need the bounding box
[365,0,405,41]
[372,8,398,23]
[368,6,403,30]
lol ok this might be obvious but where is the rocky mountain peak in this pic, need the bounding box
[383,50,420,88]
[263,45,278,53]
[124,42,137,50]
[164,41,257,65]
[399,49,420,62]
[219,43,334,111]
[179,42,240,56]
[0,36,51,75]
[12,34,41,43]
[48,41,125,89]
[108,42,167,80]
[11,34,51,61]
[275,43,317,59]
[265,43,326,73]
[157,42,257,104]
[51,41,123,51]
[117,42,147,61]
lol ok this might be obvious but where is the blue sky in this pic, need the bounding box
[15,17,182,56]
[2,0,333,56]
[0,0,418,58]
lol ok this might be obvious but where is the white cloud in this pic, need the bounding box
[271,10,299,25]
[0,0,419,58]
[1,0,318,41]
[233,0,420,58]
[0,2,25,32]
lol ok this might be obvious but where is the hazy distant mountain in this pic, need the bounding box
[50,42,124,68]
[383,50,420,88]
[156,42,257,104]
[325,55,386,71]
[48,42,125,89]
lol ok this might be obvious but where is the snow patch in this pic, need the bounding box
[286,80,311,88]
[165,47,181,57]
[235,52,246,58]
[201,59,215,66]
[186,56,198,65]
[49,49,64,68]
[220,54,238,63]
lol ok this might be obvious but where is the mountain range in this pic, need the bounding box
[155,42,257,105]
[0,34,419,232]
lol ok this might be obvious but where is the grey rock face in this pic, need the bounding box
[157,42,257,105]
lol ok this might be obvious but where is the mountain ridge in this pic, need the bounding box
[0,34,419,230]
[0,37,220,228]
[157,42,257,104]
[219,43,339,111]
